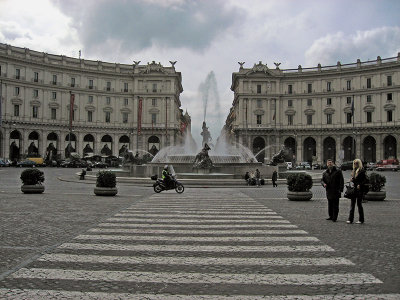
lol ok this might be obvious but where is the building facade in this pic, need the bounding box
[0,43,190,162]
[224,55,400,165]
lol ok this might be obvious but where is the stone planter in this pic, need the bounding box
[21,184,45,194]
[287,191,313,201]
[364,190,386,201]
[94,187,118,196]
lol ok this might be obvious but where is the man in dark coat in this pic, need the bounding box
[272,170,278,187]
[321,159,344,222]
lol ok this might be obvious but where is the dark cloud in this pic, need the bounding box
[52,0,244,54]
[305,27,400,66]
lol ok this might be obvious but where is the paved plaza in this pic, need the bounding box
[0,167,399,299]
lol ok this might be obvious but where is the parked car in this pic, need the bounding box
[0,159,11,167]
[365,162,376,171]
[60,160,82,168]
[285,162,293,170]
[339,161,353,171]
[296,162,311,170]
[17,160,37,167]
[312,163,322,170]
[93,161,108,168]
[375,159,399,171]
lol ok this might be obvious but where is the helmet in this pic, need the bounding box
[164,165,168,170]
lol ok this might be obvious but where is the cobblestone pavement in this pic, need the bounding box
[0,167,399,299]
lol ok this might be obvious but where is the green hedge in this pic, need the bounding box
[96,171,116,188]
[368,172,386,192]
[286,173,313,192]
[20,168,45,185]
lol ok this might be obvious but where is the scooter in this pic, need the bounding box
[151,174,185,193]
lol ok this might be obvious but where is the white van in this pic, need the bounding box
[286,162,293,170]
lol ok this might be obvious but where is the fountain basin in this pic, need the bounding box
[125,162,276,180]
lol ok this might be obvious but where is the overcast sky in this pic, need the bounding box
[1,0,399,145]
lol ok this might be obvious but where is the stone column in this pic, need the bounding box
[397,134,400,160]
[335,135,342,164]
[356,134,362,159]
[296,135,302,163]
[316,135,322,164]
[3,128,10,159]
[376,134,382,161]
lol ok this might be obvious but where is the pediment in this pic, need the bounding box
[304,108,315,115]
[120,108,132,113]
[324,107,335,114]
[85,105,96,112]
[11,98,23,105]
[363,105,375,112]
[149,108,160,114]
[245,62,272,76]
[140,61,167,74]
[253,109,265,115]
[383,103,396,111]
[285,109,296,116]
[30,100,41,107]
[103,107,113,113]
[344,106,352,114]
[48,102,60,109]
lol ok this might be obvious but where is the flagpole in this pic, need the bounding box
[68,91,75,158]
[352,94,355,160]
[0,80,3,129]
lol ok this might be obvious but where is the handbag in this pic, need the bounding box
[344,183,355,199]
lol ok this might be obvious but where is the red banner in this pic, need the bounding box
[69,93,75,130]
[180,122,186,133]
[137,98,143,134]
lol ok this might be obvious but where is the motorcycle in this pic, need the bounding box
[151,174,185,193]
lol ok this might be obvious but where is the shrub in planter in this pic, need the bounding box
[20,168,45,185]
[286,172,313,201]
[94,170,117,196]
[368,172,386,192]
[365,172,386,201]
[287,172,313,192]
[96,170,116,188]
[20,168,45,193]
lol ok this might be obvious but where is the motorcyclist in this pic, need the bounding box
[162,165,172,188]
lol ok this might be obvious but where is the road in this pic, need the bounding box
[0,167,399,299]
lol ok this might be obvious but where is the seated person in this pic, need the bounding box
[162,165,172,188]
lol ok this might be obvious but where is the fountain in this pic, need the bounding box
[119,71,278,184]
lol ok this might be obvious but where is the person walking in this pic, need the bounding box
[321,159,344,222]
[272,170,278,187]
[347,159,367,224]
[244,171,250,185]
[255,169,261,187]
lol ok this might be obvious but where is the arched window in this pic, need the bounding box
[253,137,265,162]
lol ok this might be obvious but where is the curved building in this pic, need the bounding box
[0,43,190,162]
[224,55,400,164]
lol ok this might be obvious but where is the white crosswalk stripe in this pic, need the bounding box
[0,289,399,300]
[57,242,334,252]
[10,268,381,285]
[74,234,319,242]
[89,227,309,234]
[37,253,351,266]
[0,189,388,298]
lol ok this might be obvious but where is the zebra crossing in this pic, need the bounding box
[0,189,398,299]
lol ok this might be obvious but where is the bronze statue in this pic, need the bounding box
[193,143,214,169]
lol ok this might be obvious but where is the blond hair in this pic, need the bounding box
[352,158,363,177]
